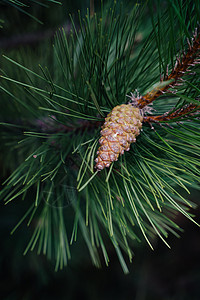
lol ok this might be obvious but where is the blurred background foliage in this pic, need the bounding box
[1,191,200,300]
[1,0,200,299]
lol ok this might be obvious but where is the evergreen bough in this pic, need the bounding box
[0,0,200,273]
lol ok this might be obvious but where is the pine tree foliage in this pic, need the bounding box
[0,0,200,273]
[0,0,61,24]
[1,0,61,7]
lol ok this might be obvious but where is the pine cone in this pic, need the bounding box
[95,104,143,170]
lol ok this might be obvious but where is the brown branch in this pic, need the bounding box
[137,31,200,109]
[143,104,199,123]
[0,23,71,49]
[34,116,102,134]
[90,0,94,18]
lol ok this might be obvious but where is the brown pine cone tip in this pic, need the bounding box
[95,104,143,170]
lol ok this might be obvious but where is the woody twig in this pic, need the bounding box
[143,103,198,123]
[136,29,200,110]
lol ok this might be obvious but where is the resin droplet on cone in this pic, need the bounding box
[95,104,143,170]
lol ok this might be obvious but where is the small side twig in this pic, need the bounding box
[143,104,199,123]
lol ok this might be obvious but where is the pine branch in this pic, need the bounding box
[143,103,198,123]
[137,29,200,108]
[90,0,94,18]
[0,24,71,49]
[1,0,200,273]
